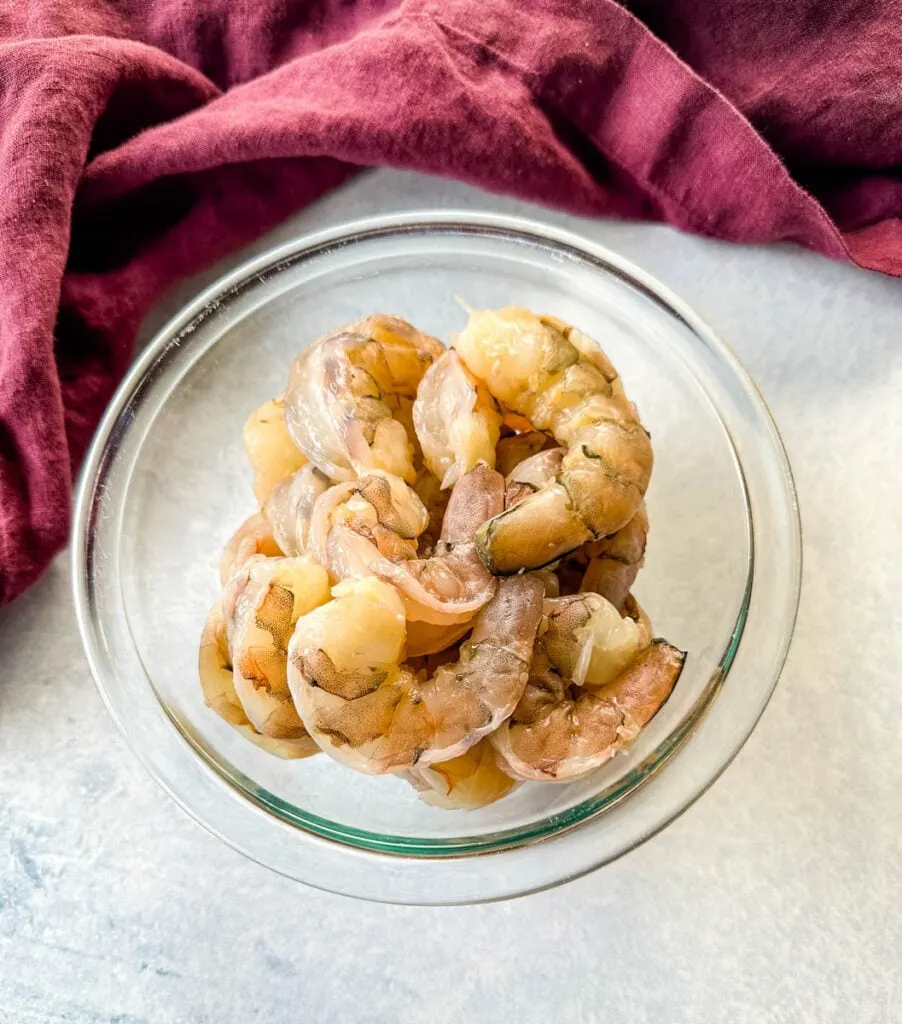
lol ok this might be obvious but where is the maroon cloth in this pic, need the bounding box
[1,0,900,605]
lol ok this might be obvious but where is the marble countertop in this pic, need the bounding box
[2,171,900,1024]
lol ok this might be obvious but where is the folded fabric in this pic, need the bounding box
[1,0,899,606]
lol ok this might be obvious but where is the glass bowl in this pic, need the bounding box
[72,212,800,904]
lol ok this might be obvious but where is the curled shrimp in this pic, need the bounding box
[558,502,648,610]
[199,603,318,758]
[223,554,331,743]
[244,398,308,503]
[454,307,653,573]
[310,464,502,628]
[413,349,502,488]
[284,315,444,484]
[287,574,545,774]
[491,595,684,782]
[506,453,646,608]
[405,739,516,809]
[263,464,330,557]
[219,512,283,585]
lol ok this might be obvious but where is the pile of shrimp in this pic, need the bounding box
[199,309,685,810]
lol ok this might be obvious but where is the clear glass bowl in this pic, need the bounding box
[72,212,800,904]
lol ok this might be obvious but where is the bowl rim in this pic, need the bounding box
[72,209,801,904]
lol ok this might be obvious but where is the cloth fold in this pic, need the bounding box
[1,0,899,606]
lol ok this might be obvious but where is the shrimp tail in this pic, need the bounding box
[594,638,686,733]
[492,638,685,782]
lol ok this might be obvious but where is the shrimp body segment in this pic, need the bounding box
[263,463,330,557]
[288,574,545,774]
[454,308,653,573]
[310,465,502,627]
[244,397,308,503]
[495,429,556,479]
[199,603,319,759]
[405,739,516,809]
[413,349,502,488]
[218,513,283,585]
[223,555,331,743]
[284,315,444,484]
[559,502,649,611]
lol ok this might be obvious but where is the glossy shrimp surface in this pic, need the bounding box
[310,464,501,628]
[413,349,502,488]
[199,603,319,758]
[411,467,451,556]
[223,555,331,742]
[404,738,516,809]
[244,397,308,503]
[491,595,683,782]
[262,464,332,557]
[288,574,544,774]
[495,429,556,479]
[218,513,283,585]
[558,502,648,610]
[454,307,653,573]
[284,315,444,484]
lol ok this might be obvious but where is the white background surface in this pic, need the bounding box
[2,170,900,1023]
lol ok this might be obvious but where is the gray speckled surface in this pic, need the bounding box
[2,171,901,1023]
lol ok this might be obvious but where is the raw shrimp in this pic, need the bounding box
[504,447,564,510]
[219,513,283,585]
[539,593,651,688]
[263,464,330,556]
[495,430,556,479]
[411,468,450,556]
[288,574,544,774]
[244,398,308,503]
[199,604,318,758]
[404,619,473,659]
[454,307,653,573]
[314,470,428,566]
[223,555,331,742]
[310,464,501,628]
[413,349,502,488]
[284,315,444,484]
[405,739,516,809]
[491,595,683,782]
[558,502,648,610]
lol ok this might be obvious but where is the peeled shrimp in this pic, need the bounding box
[411,468,450,556]
[540,593,651,688]
[199,603,318,758]
[288,574,544,774]
[244,398,308,503]
[219,512,283,585]
[263,464,330,556]
[504,447,564,510]
[491,595,684,782]
[310,464,501,628]
[223,554,331,742]
[413,349,502,488]
[495,430,556,478]
[454,307,653,573]
[284,315,444,484]
[558,502,648,610]
[405,739,516,809]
